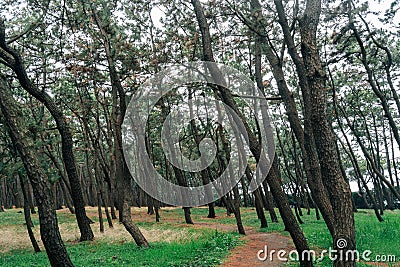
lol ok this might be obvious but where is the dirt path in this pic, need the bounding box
[192,222,294,267]
[0,207,294,266]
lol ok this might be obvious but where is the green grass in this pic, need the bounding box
[0,230,240,267]
[0,207,398,266]
[167,207,400,266]
[0,208,77,227]
[295,209,400,266]
[0,207,241,266]
[0,209,39,226]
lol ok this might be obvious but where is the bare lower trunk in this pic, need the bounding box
[246,168,267,228]
[183,207,194,225]
[191,1,312,264]
[19,174,41,253]
[0,22,93,241]
[261,182,279,223]
[0,77,73,266]
[113,115,149,246]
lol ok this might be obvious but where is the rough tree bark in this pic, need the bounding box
[270,0,357,265]
[0,19,94,242]
[0,77,73,266]
[88,5,149,246]
[247,0,336,236]
[297,0,356,265]
[19,173,41,252]
[191,1,312,265]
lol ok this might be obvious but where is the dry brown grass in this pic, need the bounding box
[0,207,200,254]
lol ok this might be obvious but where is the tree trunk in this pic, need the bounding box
[187,90,216,218]
[270,0,357,264]
[86,5,149,246]
[0,21,94,242]
[19,173,41,253]
[299,4,356,264]
[191,1,312,265]
[261,182,279,223]
[246,167,267,228]
[251,0,336,237]
[0,77,74,266]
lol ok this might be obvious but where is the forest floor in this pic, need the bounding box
[179,221,293,266]
[0,207,399,266]
[218,228,293,267]
[85,207,295,266]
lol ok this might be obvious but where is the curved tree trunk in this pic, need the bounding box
[0,77,73,266]
[271,1,357,265]
[191,1,312,265]
[250,0,336,236]
[0,20,94,242]
[84,4,150,246]
[19,173,41,253]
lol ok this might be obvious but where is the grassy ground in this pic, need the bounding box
[0,207,241,267]
[0,230,239,267]
[168,207,400,266]
[0,207,399,266]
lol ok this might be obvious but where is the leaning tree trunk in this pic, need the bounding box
[251,0,336,236]
[19,173,41,253]
[245,168,268,228]
[188,91,216,219]
[85,4,149,247]
[112,83,150,247]
[0,20,94,242]
[0,77,73,266]
[334,103,384,222]
[261,181,279,222]
[159,100,194,224]
[298,1,356,265]
[191,1,312,265]
[271,0,356,265]
[215,103,245,234]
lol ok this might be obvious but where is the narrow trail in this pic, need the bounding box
[91,208,296,266]
[191,222,294,267]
